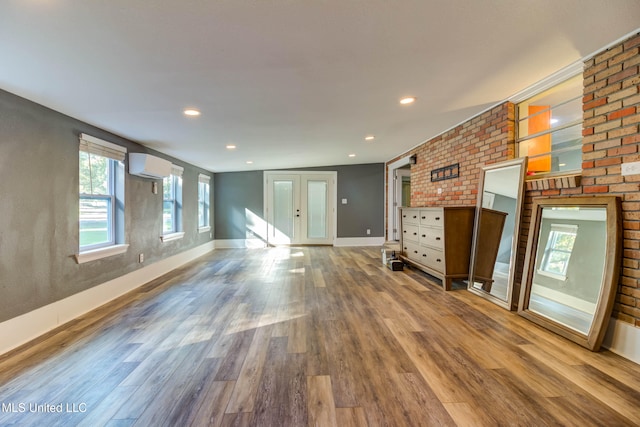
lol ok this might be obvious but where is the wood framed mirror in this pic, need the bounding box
[517,196,622,351]
[468,158,527,309]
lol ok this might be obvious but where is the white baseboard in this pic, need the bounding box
[214,238,267,248]
[334,237,386,247]
[602,317,640,364]
[0,241,215,356]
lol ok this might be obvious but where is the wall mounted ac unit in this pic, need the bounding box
[128,153,172,179]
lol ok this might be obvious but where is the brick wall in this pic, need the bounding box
[387,32,640,326]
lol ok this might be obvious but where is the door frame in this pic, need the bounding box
[387,156,412,241]
[263,170,337,246]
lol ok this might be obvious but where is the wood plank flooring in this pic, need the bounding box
[1,246,639,426]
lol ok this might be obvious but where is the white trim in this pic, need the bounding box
[75,244,129,264]
[387,156,412,241]
[508,61,583,103]
[602,317,640,364]
[198,173,211,184]
[334,237,385,247]
[214,239,267,249]
[198,226,211,234]
[0,241,215,356]
[160,231,185,242]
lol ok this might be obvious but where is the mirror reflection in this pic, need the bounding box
[528,206,606,334]
[469,158,526,309]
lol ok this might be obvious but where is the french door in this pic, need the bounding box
[265,172,336,245]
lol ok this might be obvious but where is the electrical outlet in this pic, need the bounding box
[437,188,443,194]
[139,253,144,263]
[366,229,371,235]
[622,161,640,176]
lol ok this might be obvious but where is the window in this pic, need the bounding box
[539,224,578,280]
[77,133,127,263]
[198,174,211,232]
[161,164,184,241]
[516,73,583,176]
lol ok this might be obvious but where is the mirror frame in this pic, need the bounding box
[468,158,527,310]
[517,196,622,351]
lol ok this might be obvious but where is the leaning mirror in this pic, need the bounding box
[518,196,621,351]
[468,158,527,309]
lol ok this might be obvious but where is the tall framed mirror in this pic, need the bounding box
[468,158,527,309]
[518,196,621,351]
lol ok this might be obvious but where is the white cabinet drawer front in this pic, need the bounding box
[423,247,445,272]
[402,224,420,242]
[419,227,444,249]
[403,242,423,261]
[402,210,420,225]
[420,209,444,226]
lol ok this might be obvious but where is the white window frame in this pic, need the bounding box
[161,164,185,242]
[76,134,128,263]
[538,223,578,281]
[510,62,584,178]
[198,174,211,233]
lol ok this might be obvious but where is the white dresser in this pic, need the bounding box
[400,206,475,290]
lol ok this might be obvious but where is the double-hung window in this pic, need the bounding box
[77,134,127,263]
[516,73,583,176]
[198,174,211,232]
[539,223,578,281]
[161,164,184,241]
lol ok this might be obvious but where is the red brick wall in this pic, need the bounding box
[387,32,640,326]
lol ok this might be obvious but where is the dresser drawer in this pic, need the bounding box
[420,209,444,227]
[402,224,420,243]
[422,246,445,273]
[403,242,424,262]
[402,210,420,225]
[419,227,444,249]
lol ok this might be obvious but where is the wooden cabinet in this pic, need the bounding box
[399,206,475,290]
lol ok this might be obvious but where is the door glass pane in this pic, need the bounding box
[307,180,327,239]
[274,180,294,238]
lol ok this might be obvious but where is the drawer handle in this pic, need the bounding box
[436,237,441,241]
[403,230,407,233]
[413,215,418,219]
[436,258,442,262]
[422,254,427,257]
[421,216,426,219]
[414,250,419,254]
[421,234,426,238]
[413,232,417,236]
[435,217,441,221]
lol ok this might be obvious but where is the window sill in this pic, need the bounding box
[75,244,129,264]
[537,269,568,282]
[198,226,211,234]
[525,172,582,191]
[160,232,185,243]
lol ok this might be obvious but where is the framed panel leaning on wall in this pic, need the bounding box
[518,196,622,351]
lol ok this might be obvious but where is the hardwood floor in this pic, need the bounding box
[1,246,639,426]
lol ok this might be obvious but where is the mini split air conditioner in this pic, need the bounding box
[128,153,172,179]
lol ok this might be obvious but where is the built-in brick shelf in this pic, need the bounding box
[525,173,582,191]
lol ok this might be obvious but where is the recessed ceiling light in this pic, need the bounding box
[183,108,201,116]
[399,96,416,105]
[365,135,375,141]
[226,144,237,150]
[246,160,253,164]
[348,154,356,158]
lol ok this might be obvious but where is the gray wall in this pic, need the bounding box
[0,89,213,323]
[213,163,385,240]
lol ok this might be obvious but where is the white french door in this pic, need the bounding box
[265,172,336,245]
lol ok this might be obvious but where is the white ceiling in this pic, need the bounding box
[1,1,639,173]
